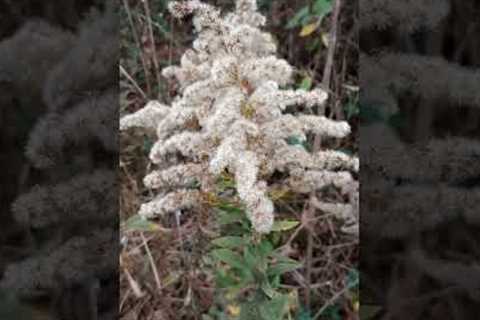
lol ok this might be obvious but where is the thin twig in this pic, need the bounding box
[168,16,174,66]
[167,14,175,103]
[136,12,181,47]
[140,232,163,291]
[304,0,343,312]
[119,288,131,312]
[305,228,314,309]
[313,284,350,320]
[142,0,163,96]
[122,0,152,97]
[321,0,341,95]
[313,0,342,149]
[121,258,145,298]
[120,64,148,99]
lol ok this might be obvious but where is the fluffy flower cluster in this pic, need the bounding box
[121,0,358,233]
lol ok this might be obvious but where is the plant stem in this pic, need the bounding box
[120,64,148,99]
[122,0,152,97]
[142,0,163,97]
[304,0,343,312]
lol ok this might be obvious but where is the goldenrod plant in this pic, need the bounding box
[120,0,359,235]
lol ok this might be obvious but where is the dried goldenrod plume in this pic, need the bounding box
[121,0,358,233]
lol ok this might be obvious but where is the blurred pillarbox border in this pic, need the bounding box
[360,0,480,319]
[0,1,119,319]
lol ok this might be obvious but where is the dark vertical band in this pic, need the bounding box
[0,1,118,319]
[360,0,480,318]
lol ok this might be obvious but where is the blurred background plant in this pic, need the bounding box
[120,1,358,319]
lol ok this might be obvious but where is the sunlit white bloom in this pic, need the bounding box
[273,145,313,172]
[204,87,245,136]
[211,56,239,86]
[288,170,355,194]
[314,150,360,172]
[298,115,351,138]
[226,25,275,57]
[149,132,205,163]
[240,56,293,87]
[143,163,203,189]
[119,101,169,131]
[156,105,197,141]
[139,189,201,218]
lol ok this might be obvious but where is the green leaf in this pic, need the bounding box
[258,240,274,258]
[286,136,309,151]
[268,261,303,278]
[142,136,154,154]
[217,203,245,215]
[215,268,239,288]
[216,211,242,225]
[212,236,246,248]
[271,274,281,288]
[237,268,255,287]
[211,249,246,270]
[298,77,313,90]
[189,178,201,189]
[122,214,162,232]
[270,231,282,247]
[271,220,300,232]
[216,175,236,191]
[313,0,333,16]
[347,268,359,289]
[286,6,310,29]
[286,136,303,146]
[259,294,289,320]
[243,246,258,269]
[344,100,360,119]
[215,206,246,225]
[261,281,277,299]
[305,38,321,52]
[306,0,333,29]
[239,300,259,320]
[337,148,354,156]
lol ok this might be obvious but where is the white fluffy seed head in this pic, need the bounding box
[121,0,357,234]
[120,101,169,131]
